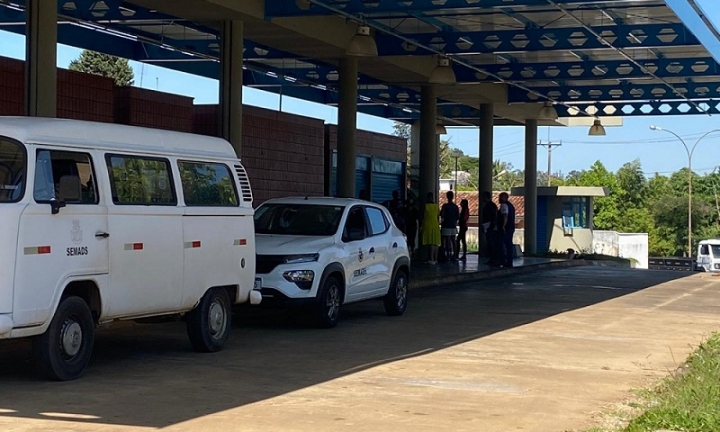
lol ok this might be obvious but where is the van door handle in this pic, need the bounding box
[392,242,398,248]
[95,232,110,239]
[369,247,375,254]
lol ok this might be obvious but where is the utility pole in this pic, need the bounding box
[538,140,562,186]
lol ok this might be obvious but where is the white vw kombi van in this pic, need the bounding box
[0,117,258,380]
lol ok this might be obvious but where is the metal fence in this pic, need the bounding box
[648,257,695,272]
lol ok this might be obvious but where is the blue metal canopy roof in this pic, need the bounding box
[1,0,720,124]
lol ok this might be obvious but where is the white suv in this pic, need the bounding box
[253,197,410,327]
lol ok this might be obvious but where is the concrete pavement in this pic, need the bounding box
[0,267,718,432]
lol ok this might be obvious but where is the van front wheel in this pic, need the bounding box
[33,296,95,381]
[187,288,232,353]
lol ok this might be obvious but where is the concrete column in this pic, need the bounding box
[409,120,421,198]
[419,85,437,204]
[25,0,57,117]
[524,119,539,255]
[219,20,243,157]
[478,103,494,194]
[336,56,358,198]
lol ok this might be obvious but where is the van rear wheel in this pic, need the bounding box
[33,296,95,381]
[187,288,232,353]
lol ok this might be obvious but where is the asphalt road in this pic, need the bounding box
[0,267,718,432]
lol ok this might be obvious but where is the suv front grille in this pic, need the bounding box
[256,255,286,274]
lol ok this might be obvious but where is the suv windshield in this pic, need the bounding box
[255,204,345,236]
[0,138,26,203]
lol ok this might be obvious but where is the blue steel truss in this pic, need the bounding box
[456,57,720,83]
[509,82,720,103]
[555,100,720,117]
[0,1,437,111]
[375,23,699,56]
[265,0,644,17]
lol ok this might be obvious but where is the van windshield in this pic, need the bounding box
[254,204,345,236]
[712,245,720,257]
[0,138,26,203]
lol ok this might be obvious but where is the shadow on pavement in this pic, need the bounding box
[0,267,691,428]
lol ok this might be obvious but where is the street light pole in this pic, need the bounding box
[450,149,463,191]
[650,126,720,256]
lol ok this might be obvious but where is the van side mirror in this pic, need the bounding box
[49,198,66,215]
[50,175,81,215]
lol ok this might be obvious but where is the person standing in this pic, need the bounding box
[404,196,420,256]
[421,192,441,265]
[383,190,406,233]
[440,191,460,261]
[497,192,516,268]
[456,199,470,261]
[480,191,499,265]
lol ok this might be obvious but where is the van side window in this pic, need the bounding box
[106,154,176,205]
[0,138,26,203]
[34,150,97,204]
[178,161,238,207]
[701,245,709,255]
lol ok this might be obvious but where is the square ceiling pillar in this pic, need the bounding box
[219,20,243,157]
[336,56,359,199]
[25,0,57,118]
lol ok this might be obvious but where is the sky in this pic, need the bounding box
[1,0,720,177]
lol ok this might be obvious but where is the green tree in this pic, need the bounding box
[69,50,135,86]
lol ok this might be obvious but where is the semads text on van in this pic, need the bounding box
[0,117,259,381]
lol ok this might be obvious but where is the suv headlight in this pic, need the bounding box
[283,270,315,290]
[284,254,320,264]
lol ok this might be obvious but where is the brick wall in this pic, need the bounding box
[192,104,326,205]
[0,57,23,116]
[325,124,407,162]
[58,69,114,123]
[0,56,114,122]
[114,86,193,132]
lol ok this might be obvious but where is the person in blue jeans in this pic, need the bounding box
[497,192,516,268]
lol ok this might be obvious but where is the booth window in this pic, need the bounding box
[562,197,589,229]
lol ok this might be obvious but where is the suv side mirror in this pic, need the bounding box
[344,228,366,242]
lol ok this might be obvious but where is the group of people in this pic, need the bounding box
[377,189,515,267]
[419,190,515,267]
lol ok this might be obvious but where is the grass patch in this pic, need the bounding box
[624,333,720,432]
[581,333,720,432]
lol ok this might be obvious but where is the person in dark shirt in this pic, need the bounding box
[455,199,470,261]
[480,191,499,265]
[440,191,460,261]
[383,190,406,233]
[497,192,516,268]
[404,196,420,256]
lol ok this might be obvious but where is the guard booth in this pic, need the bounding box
[511,187,609,253]
[328,150,406,203]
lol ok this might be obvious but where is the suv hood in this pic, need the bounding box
[256,234,335,255]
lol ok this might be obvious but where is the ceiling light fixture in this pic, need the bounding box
[429,57,456,85]
[588,119,606,136]
[346,25,378,57]
[538,102,559,120]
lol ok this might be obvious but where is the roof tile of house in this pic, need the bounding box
[440,190,525,218]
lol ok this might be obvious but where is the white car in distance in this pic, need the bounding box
[253,197,410,327]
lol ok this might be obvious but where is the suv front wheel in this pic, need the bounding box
[384,269,408,316]
[316,276,343,329]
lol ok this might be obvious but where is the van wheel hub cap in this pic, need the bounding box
[208,301,227,339]
[61,320,82,357]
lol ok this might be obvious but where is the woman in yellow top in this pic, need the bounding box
[421,192,441,264]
